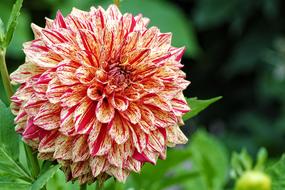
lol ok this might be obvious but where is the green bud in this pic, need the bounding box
[235,171,272,190]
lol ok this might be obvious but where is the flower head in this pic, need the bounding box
[10,5,190,184]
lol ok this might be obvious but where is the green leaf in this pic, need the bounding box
[0,146,32,182]
[267,155,285,190]
[0,181,30,190]
[0,100,19,160]
[183,96,222,121]
[184,130,229,190]
[0,17,5,46]
[5,0,23,47]
[255,148,268,170]
[31,165,60,190]
[158,171,200,189]
[0,1,31,57]
[130,149,192,189]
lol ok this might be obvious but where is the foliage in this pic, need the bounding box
[267,155,285,190]
[183,96,222,121]
[0,100,19,159]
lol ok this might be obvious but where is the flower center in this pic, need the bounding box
[108,62,131,87]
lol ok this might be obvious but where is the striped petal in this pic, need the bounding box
[74,97,96,133]
[108,113,130,144]
[72,136,89,162]
[95,98,115,123]
[121,103,141,124]
[10,62,45,84]
[33,103,61,130]
[90,156,107,177]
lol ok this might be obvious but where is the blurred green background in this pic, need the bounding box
[1,0,285,189]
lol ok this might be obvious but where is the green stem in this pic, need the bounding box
[24,144,40,178]
[96,181,104,190]
[80,183,87,190]
[0,49,14,102]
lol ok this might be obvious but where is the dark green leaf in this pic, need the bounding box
[184,130,229,190]
[183,96,222,121]
[31,165,60,190]
[5,0,23,47]
[267,155,285,190]
[0,147,32,182]
[0,100,19,160]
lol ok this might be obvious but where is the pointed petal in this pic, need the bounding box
[89,124,112,156]
[106,166,130,183]
[59,106,76,136]
[151,107,177,128]
[60,84,86,107]
[22,118,41,139]
[171,92,190,116]
[138,105,155,133]
[110,95,129,111]
[46,78,69,104]
[70,161,90,178]
[31,23,43,39]
[53,11,67,28]
[75,66,96,84]
[132,148,158,165]
[74,97,96,133]
[87,84,103,101]
[148,130,165,153]
[90,156,106,177]
[56,61,79,85]
[33,103,61,130]
[10,62,45,84]
[95,98,115,123]
[38,131,59,153]
[54,135,73,160]
[108,113,130,144]
[166,125,188,146]
[129,126,146,153]
[125,158,142,173]
[72,136,90,162]
[143,94,172,112]
[107,143,125,168]
[121,102,141,124]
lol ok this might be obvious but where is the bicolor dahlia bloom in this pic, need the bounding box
[10,5,190,184]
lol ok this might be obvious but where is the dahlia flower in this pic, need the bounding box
[10,5,190,184]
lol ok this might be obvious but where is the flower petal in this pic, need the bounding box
[33,103,61,130]
[108,113,130,144]
[90,156,107,177]
[54,135,73,160]
[121,103,141,124]
[72,135,90,162]
[74,97,96,134]
[10,62,45,84]
[95,98,115,123]
[46,78,69,104]
[110,95,129,111]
